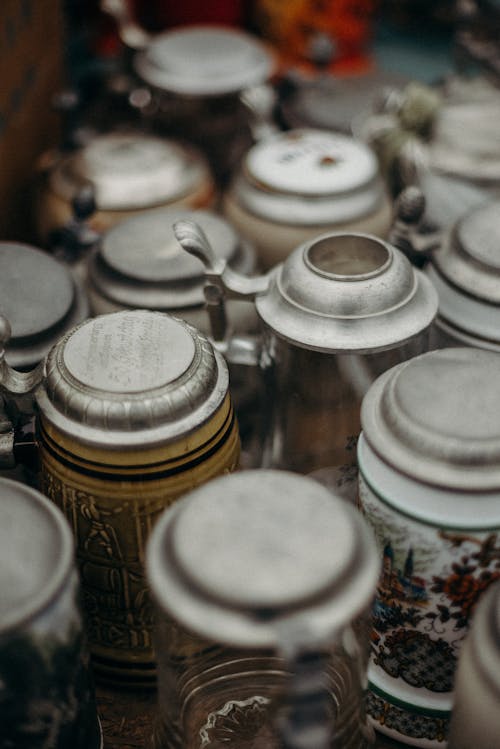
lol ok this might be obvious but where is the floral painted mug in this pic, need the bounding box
[357,347,500,747]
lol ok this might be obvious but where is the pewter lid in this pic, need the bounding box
[255,232,438,353]
[432,201,500,304]
[89,208,255,309]
[36,310,228,449]
[235,129,385,225]
[49,132,209,209]
[134,25,274,96]
[146,470,379,647]
[0,478,74,634]
[0,242,89,369]
[361,347,500,491]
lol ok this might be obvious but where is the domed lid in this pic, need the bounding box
[89,208,255,309]
[134,25,274,96]
[146,470,379,647]
[49,132,210,210]
[36,310,228,449]
[361,347,500,491]
[235,129,385,226]
[432,201,500,304]
[0,242,88,369]
[255,232,438,352]
[0,478,74,635]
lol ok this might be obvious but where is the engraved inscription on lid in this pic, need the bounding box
[0,243,74,339]
[432,201,500,304]
[0,479,73,634]
[40,311,224,443]
[245,130,378,196]
[134,25,273,95]
[62,312,195,393]
[361,347,500,490]
[50,133,207,209]
[147,470,379,646]
[255,233,438,352]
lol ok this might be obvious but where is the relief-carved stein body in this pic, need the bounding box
[0,309,240,685]
[146,470,380,748]
[357,347,500,746]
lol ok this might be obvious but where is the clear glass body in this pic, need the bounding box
[255,331,430,499]
[152,612,373,749]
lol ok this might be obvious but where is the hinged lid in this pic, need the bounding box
[146,470,379,647]
[0,242,88,369]
[36,310,228,449]
[89,208,255,309]
[134,25,274,96]
[49,132,210,210]
[0,478,73,635]
[361,347,500,491]
[235,129,385,226]
[255,232,438,352]
[432,201,500,304]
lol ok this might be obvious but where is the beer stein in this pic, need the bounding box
[146,469,380,749]
[0,309,240,685]
[36,130,215,241]
[100,2,277,183]
[174,221,438,496]
[0,241,88,371]
[86,207,257,334]
[223,128,393,269]
[0,477,101,748]
[391,189,500,352]
[448,580,500,749]
[357,347,500,746]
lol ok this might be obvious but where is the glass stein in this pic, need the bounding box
[174,220,438,500]
[0,477,101,748]
[448,580,500,749]
[146,469,380,749]
[357,347,500,746]
[0,309,240,685]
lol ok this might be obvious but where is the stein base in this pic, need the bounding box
[91,653,157,690]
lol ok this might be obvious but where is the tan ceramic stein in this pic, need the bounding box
[0,309,240,685]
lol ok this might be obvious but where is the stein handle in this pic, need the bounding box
[173,220,270,346]
[0,315,44,468]
[389,186,442,265]
[100,0,151,50]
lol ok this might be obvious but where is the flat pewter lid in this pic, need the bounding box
[235,129,385,226]
[49,132,210,210]
[89,208,255,309]
[361,347,500,491]
[432,201,500,304]
[0,478,74,635]
[255,232,438,352]
[134,25,274,96]
[146,470,379,647]
[36,310,228,449]
[0,242,89,369]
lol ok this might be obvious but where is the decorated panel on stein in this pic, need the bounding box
[358,474,500,747]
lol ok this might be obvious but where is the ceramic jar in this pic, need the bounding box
[175,222,437,496]
[0,310,240,685]
[36,131,215,241]
[357,347,500,747]
[447,580,500,749]
[146,470,380,749]
[223,128,392,269]
[0,477,101,748]
[0,241,88,371]
[424,200,500,353]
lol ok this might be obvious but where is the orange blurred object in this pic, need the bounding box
[254,0,377,72]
